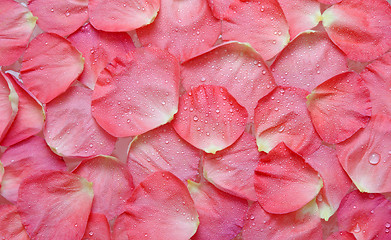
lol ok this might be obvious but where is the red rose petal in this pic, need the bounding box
[255,143,323,214]
[137,0,221,62]
[326,231,357,240]
[181,41,276,122]
[305,145,352,220]
[270,31,348,92]
[337,191,391,240]
[67,23,135,89]
[172,85,248,154]
[202,132,263,201]
[20,33,84,103]
[322,0,391,62]
[188,179,248,240]
[0,0,36,66]
[254,86,322,156]
[112,171,199,240]
[336,114,391,193]
[307,72,371,144]
[242,201,323,240]
[0,136,66,203]
[73,155,134,220]
[92,47,180,137]
[17,170,94,240]
[28,0,88,36]
[360,52,391,116]
[0,72,18,142]
[127,123,200,186]
[277,0,322,38]
[44,85,116,158]
[222,0,290,60]
[82,213,111,240]
[0,75,44,147]
[0,200,29,240]
[89,0,160,32]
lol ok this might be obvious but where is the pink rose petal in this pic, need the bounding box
[0,72,18,143]
[82,213,111,240]
[0,200,29,240]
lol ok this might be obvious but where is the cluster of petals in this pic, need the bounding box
[1,0,391,239]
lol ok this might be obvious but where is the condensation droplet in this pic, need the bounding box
[368,152,380,165]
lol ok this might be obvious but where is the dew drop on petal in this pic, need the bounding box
[368,153,380,165]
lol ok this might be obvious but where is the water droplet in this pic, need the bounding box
[353,224,361,233]
[65,12,70,17]
[215,109,220,113]
[201,77,206,82]
[89,231,94,236]
[368,153,380,165]
[386,222,391,228]
[277,125,285,133]
[193,116,199,122]
[262,70,267,75]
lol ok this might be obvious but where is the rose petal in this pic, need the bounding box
[137,0,221,62]
[326,231,357,240]
[322,0,391,61]
[67,23,135,89]
[318,0,342,4]
[73,155,134,220]
[206,0,235,19]
[0,136,66,203]
[92,47,180,137]
[242,201,323,239]
[222,0,290,60]
[337,190,391,240]
[44,85,116,158]
[0,72,18,142]
[172,85,248,154]
[255,143,323,214]
[188,179,248,240]
[28,0,88,36]
[112,171,199,240]
[17,170,94,240]
[0,200,29,240]
[336,114,391,193]
[270,31,348,92]
[127,123,200,186]
[307,72,371,144]
[254,86,322,156]
[202,132,263,201]
[360,52,391,116]
[181,41,276,122]
[0,74,44,147]
[89,0,160,32]
[20,33,84,103]
[0,0,36,66]
[82,213,111,240]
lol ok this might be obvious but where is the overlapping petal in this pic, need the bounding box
[82,213,111,240]
[0,200,29,240]
[0,72,18,142]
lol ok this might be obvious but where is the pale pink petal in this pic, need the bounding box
[181,41,276,122]
[254,86,322,156]
[82,213,111,240]
[28,0,88,36]
[127,123,200,186]
[188,179,248,240]
[360,52,391,116]
[206,0,235,19]
[137,0,221,62]
[92,47,180,137]
[255,143,323,214]
[112,171,199,240]
[0,74,44,147]
[17,170,94,240]
[73,155,134,220]
[0,200,29,240]
[202,132,263,201]
[0,72,18,143]
[67,23,135,89]
[270,31,348,92]
[277,0,322,38]
[337,191,391,239]
[222,0,290,60]
[20,33,84,103]
[242,201,323,240]
[322,0,391,61]
[0,136,66,203]
[336,114,391,193]
[44,85,116,158]
[172,85,248,154]
[0,0,36,66]
[307,72,371,143]
[305,145,352,220]
[89,0,160,32]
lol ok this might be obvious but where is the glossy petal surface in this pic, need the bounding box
[82,213,111,240]
[0,72,18,142]
[127,123,200,186]
[20,33,84,103]
[92,47,180,137]
[172,85,248,154]
[44,85,116,158]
